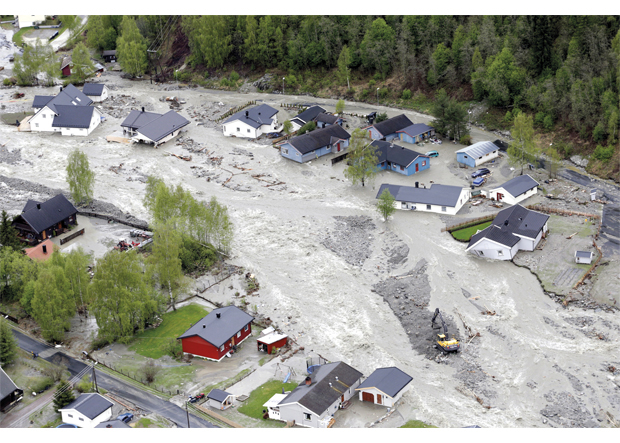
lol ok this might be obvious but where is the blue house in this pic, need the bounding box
[280,125,351,163]
[396,123,435,144]
[289,105,327,131]
[364,114,413,141]
[372,140,430,176]
[456,141,499,168]
[316,112,343,129]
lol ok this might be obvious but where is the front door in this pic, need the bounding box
[415,163,419,172]
[497,192,503,201]
[337,143,341,152]
[376,394,382,405]
[42,231,46,239]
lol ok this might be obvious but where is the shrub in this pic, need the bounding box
[503,110,513,123]
[376,112,388,123]
[286,74,298,88]
[543,115,554,131]
[44,366,65,382]
[592,144,614,162]
[459,134,473,145]
[3,78,12,86]
[179,235,217,273]
[368,79,376,89]
[75,379,95,393]
[297,121,316,135]
[90,336,110,351]
[142,360,159,384]
[378,87,389,99]
[593,122,607,143]
[165,338,183,359]
[219,78,230,88]
[359,89,369,101]
[32,377,54,393]
[535,112,546,127]
[401,89,412,100]
[229,70,239,83]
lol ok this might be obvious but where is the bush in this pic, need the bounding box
[378,87,389,99]
[142,360,159,384]
[32,377,54,393]
[177,71,192,82]
[359,89,369,101]
[555,140,573,159]
[3,78,13,86]
[592,144,614,162]
[43,366,65,382]
[165,338,183,359]
[459,134,473,145]
[593,122,607,143]
[75,379,95,393]
[368,79,376,89]
[179,235,217,273]
[376,112,388,123]
[503,110,513,123]
[535,112,546,127]
[229,70,239,83]
[401,89,412,100]
[219,78,230,88]
[297,121,316,135]
[90,336,110,351]
[543,115,554,131]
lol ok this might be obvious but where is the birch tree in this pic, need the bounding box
[344,128,378,187]
[508,112,539,175]
[148,222,186,311]
[66,148,95,205]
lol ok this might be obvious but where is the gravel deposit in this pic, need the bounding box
[321,215,376,267]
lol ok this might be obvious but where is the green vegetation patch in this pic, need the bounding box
[400,419,437,428]
[451,221,492,241]
[12,27,32,46]
[129,304,208,359]
[237,379,298,420]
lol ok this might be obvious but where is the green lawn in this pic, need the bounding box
[237,379,298,419]
[451,221,492,241]
[12,27,32,46]
[129,304,208,359]
[400,419,437,428]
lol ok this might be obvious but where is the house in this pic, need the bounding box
[82,84,109,103]
[24,239,56,261]
[356,367,412,408]
[289,105,326,131]
[102,50,117,63]
[12,194,78,244]
[60,56,72,77]
[466,205,549,260]
[396,123,435,144]
[0,367,23,412]
[280,125,351,163]
[263,361,363,428]
[364,114,414,142]
[206,389,234,410]
[575,251,593,264]
[376,183,470,215]
[489,174,539,205]
[456,141,500,168]
[222,104,280,138]
[316,112,342,129]
[257,329,288,354]
[58,393,114,428]
[120,108,190,147]
[29,84,102,136]
[95,420,131,428]
[178,306,254,362]
[15,15,46,29]
[373,140,430,176]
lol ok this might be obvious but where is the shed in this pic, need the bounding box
[207,389,234,410]
[60,56,72,77]
[82,83,109,102]
[58,393,113,428]
[456,141,499,167]
[489,174,539,205]
[257,332,288,354]
[575,251,593,264]
[102,50,117,63]
[0,367,23,412]
[356,367,412,407]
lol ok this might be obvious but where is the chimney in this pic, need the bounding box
[305,376,312,386]
[282,388,285,394]
[59,86,63,92]
[216,313,221,319]
[36,203,41,210]
[42,244,47,254]
[142,107,145,113]
[415,182,419,188]
[504,220,509,226]
[202,324,206,328]
[245,111,248,117]
[106,424,112,428]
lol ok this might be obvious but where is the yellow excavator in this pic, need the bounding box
[431,308,460,353]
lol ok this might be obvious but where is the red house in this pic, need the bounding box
[61,56,72,77]
[257,330,288,354]
[178,306,254,362]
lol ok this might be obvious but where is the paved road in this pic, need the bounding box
[10,328,217,428]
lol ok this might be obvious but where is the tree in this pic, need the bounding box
[70,42,95,84]
[375,112,388,123]
[337,45,351,88]
[116,16,148,77]
[63,247,91,313]
[86,15,106,50]
[297,121,316,135]
[0,318,18,366]
[190,16,232,68]
[53,382,76,412]
[59,15,81,43]
[282,120,293,134]
[142,360,159,384]
[12,41,57,86]
[66,148,95,206]
[343,128,378,187]
[0,247,37,303]
[0,210,21,250]
[545,146,562,179]
[431,88,469,140]
[376,189,396,222]
[32,265,74,342]
[360,18,396,77]
[335,99,345,115]
[148,222,186,311]
[508,113,538,175]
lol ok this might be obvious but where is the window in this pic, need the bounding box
[220,345,225,351]
[244,324,249,331]
[42,114,46,118]
[247,129,250,133]
[422,161,426,166]
[441,206,447,212]
[478,251,485,256]
[68,414,73,418]
[79,417,84,421]
[498,250,504,256]
[426,205,431,210]
[304,413,311,421]
[464,155,468,158]
[35,123,39,127]
[71,101,77,105]
[237,127,240,132]
[76,97,81,102]
[237,331,241,338]
[400,166,404,171]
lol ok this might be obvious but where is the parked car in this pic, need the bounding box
[471,168,490,178]
[425,150,439,157]
[267,132,281,139]
[116,413,134,423]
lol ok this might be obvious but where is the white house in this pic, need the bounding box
[376,183,470,215]
[263,362,363,428]
[15,15,46,28]
[355,367,412,408]
[58,393,113,428]
[456,141,500,168]
[489,174,539,205]
[120,108,190,147]
[222,104,280,138]
[575,251,593,264]
[206,389,234,410]
[466,205,550,260]
[82,83,109,102]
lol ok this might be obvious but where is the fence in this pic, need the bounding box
[93,358,173,399]
[442,214,496,233]
[59,228,84,245]
[215,100,257,123]
[79,210,149,230]
[525,205,601,219]
[271,129,298,145]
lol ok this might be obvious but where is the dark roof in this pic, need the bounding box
[492,204,549,239]
[493,139,509,151]
[496,174,539,197]
[136,110,190,142]
[82,83,106,96]
[316,112,338,125]
[286,125,351,155]
[456,141,499,158]
[95,420,131,428]
[59,393,113,419]
[32,95,54,108]
[467,224,521,249]
[18,194,78,234]
[356,367,412,398]
[396,123,434,137]
[37,84,93,114]
[120,110,161,130]
[371,140,426,168]
[207,389,233,402]
[290,118,304,127]
[278,362,363,415]
[0,367,20,400]
[102,50,117,56]
[370,114,413,137]
[223,104,279,128]
[575,251,592,258]
[22,199,41,212]
[293,106,326,124]
[51,105,96,128]
[376,183,465,207]
[178,306,254,348]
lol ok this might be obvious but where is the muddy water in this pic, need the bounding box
[1,68,619,428]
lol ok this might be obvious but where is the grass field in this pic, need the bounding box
[237,379,298,420]
[451,221,492,241]
[400,419,437,428]
[129,304,208,359]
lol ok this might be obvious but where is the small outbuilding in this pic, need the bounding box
[356,367,412,408]
[206,389,234,410]
[58,393,113,428]
[24,239,56,261]
[102,50,117,63]
[0,367,23,412]
[456,141,500,168]
[489,174,539,205]
[257,331,288,354]
[82,83,109,102]
[289,105,326,131]
[60,56,72,77]
[575,251,593,264]
[316,112,342,129]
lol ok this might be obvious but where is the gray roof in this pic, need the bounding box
[370,114,413,137]
[59,393,113,419]
[102,50,117,56]
[278,362,363,415]
[0,367,21,400]
[316,112,339,125]
[83,83,106,96]
[467,224,521,249]
[35,84,93,114]
[286,125,351,155]
[372,140,427,168]
[120,110,161,130]
[223,104,279,128]
[32,95,54,108]
[51,105,96,128]
[207,389,232,402]
[17,194,78,234]
[293,106,326,124]
[492,204,549,239]
[60,56,72,70]
[178,306,254,348]
[356,367,412,398]
[95,420,131,428]
[376,183,465,207]
[22,199,41,212]
[290,118,305,127]
[396,123,434,137]
[495,174,539,197]
[136,110,190,142]
[455,141,499,158]
[575,251,592,258]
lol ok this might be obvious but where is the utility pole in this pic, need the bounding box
[185,401,190,428]
[282,77,285,95]
[92,362,99,393]
[376,87,379,105]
